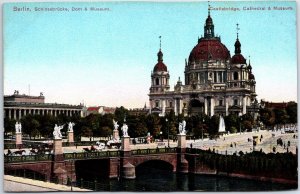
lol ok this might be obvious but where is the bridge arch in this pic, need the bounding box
[125,154,177,173]
[136,160,174,172]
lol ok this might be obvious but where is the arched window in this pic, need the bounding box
[234,99,238,106]
[233,72,239,80]
[155,78,159,85]
[155,101,159,107]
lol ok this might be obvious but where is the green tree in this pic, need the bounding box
[208,115,219,136]
[114,106,129,123]
[286,101,297,123]
[81,126,93,139]
[224,114,239,132]
[100,126,112,137]
[4,118,16,137]
[274,108,289,126]
[146,114,161,138]
[21,115,40,139]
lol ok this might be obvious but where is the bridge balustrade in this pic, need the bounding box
[4,154,52,163]
[131,147,177,155]
[64,150,120,160]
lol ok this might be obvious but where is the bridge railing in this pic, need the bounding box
[4,154,53,163]
[131,147,177,155]
[64,150,120,160]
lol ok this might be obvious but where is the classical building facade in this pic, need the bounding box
[149,11,259,118]
[4,90,83,120]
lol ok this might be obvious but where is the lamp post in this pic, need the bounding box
[202,118,204,141]
[239,113,242,134]
[160,131,163,142]
[166,118,169,147]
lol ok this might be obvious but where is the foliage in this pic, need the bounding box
[286,102,297,123]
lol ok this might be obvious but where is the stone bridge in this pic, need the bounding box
[4,135,211,183]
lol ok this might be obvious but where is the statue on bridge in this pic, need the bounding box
[113,119,119,131]
[179,120,186,135]
[15,122,22,133]
[121,123,129,137]
[53,124,64,139]
[68,122,75,132]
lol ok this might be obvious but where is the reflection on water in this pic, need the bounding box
[79,166,297,191]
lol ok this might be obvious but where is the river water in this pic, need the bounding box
[78,166,297,191]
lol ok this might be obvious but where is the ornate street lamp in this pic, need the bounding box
[166,118,169,147]
[202,118,204,141]
[239,113,242,134]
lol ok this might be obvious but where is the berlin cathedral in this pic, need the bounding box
[149,9,259,119]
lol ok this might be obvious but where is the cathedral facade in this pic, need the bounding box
[149,12,259,118]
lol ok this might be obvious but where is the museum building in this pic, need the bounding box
[149,11,259,118]
[4,90,83,120]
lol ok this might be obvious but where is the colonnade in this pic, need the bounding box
[4,108,82,120]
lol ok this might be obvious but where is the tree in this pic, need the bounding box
[135,122,148,137]
[21,115,40,139]
[208,115,219,136]
[100,126,112,137]
[259,108,274,128]
[274,108,289,126]
[114,106,129,123]
[225,114,239,132]
[146,114,161,138]
[4,118,16,137]
[286,101,297,123]
[81,126,93,138]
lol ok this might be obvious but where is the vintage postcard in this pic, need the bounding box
[3,0,298,192]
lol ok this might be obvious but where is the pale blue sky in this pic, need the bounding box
[3,1,297,108]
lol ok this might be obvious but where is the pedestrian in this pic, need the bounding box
[190,143,193,149]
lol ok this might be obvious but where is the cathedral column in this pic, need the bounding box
[179,99,182,114]
[210,97,215,116]
[225,97,229,116]
[175,99,178,115]
[204,97,208,115]
[14,109,17,120]
[18,109,21,119]
[162,99,166,116]
[8,109,12,119]
[242,96,247,114]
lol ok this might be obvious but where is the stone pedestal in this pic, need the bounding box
[15,132,22,147]
[178,157,189,173]
[67,131,74,146]
[177,134,186,148]
[53,166,67,184]
[52,138,67,183]
[53,138,63,156]
[122,162,136,179]
[121,136,131,152]
[177,134,188,173]
[113,129,119,140]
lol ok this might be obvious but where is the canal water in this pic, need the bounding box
[77,166,297,191]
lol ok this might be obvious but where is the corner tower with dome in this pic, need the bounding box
[148,10,259,118]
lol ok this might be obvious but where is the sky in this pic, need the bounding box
[3,1,297,108]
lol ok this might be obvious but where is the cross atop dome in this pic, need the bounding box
[236,23,240,39]
[208,1,211,16]
[157,36,163,62]
[159,35,162,51]
[204,1,215,39]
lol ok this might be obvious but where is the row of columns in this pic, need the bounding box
[153,95,247,117]
[174,96,247,117]
[4,108,82,120]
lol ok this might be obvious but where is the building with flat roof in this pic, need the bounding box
[4,90,83,120]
